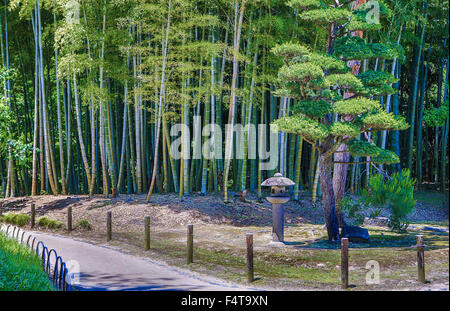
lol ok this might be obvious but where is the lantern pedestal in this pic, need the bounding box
[267,196,290,243]
[268,241,285,247]
[261,173,295,246]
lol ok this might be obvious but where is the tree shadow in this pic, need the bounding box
[0,196,92,215]
[0,198,28,211]
[147,191,324,227]
[287,228,449,250]
[73,271,230,291]
[36,197,85,215]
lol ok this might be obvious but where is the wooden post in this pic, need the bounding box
[341,238,349,289]
[145,216,150,250]
[417,235,425,283]
[246,233,254,283]
[107,211,112,242]
[187,224,193,264]
[31,204,36,228]
[67,206,72,232]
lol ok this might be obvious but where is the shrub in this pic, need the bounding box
[76,219,92,230]
[0,213,30,227]
[337,196,365,226]
[362,169,416,232]
[37,217,63,230]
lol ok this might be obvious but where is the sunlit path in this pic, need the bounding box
[31,231,257,291]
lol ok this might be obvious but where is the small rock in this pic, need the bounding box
[317,263,326,267]
[342,225,370,243]
[423,226,449,233]
[124,197,133,203]
[407,225,419,231]
[363,217,389,227]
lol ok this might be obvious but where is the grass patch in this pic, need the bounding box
[76,219,92,230]
[112,232,342,286]
[107,225,448,289]
[0,232,54,291]
[0,213,30,227]
[37,217,63,230]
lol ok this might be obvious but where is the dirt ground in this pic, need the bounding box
[0,191,448,291]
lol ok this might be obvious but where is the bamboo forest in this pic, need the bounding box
[0,0,449,293]
[1,0,449,221]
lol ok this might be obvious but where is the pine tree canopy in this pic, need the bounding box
[334,98,380,116]
[372,149,400,165]
[299,8,352,24]
[334,36,403,61]
[273,115,329,142]
[271,41,409,164]
[347,139,382,158]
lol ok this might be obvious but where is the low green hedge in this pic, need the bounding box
[0,213,30,227]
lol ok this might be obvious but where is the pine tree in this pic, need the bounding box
[272,41,409,240]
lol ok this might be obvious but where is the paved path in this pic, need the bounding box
[14,229,257,291]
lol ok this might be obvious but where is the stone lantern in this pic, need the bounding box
[261,173,295,244]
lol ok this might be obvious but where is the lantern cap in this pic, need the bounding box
[261,173,295,187]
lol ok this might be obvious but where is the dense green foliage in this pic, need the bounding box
[0,232,54,290]
[0,0,447,231]
[336,196,367,227]
[424,101,449,127]
[362,169,417,232]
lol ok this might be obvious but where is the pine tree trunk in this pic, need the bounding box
[318,138,340,241]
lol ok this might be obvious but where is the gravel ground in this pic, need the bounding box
[0,190,447,230]
[0,192,447,291]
